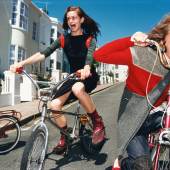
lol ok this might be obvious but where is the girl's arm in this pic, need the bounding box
[80,37,96,80]
[93,37,134,66]
[40,38,61,58]
[85,37,96,65]
[10,39,61,73]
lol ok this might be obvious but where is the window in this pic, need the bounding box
[19,2,28,29]
[57,61,61,69]
[9,45,16,65]
[32,22,38,40]
[11,0,18,25]
[50,38,54,44]
[11,0,29,30]
[115,73,119,78]
[51,28,55,37]
[115,65,119,69]
[18,46,25,62]
[50,59,54,69]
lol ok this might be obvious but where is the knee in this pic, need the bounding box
[50,99,63,111]
[121,155,151,170]
[133,155,151,170]
[72,82,85,97]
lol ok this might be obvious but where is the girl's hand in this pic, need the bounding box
[131,31,149,47]
[10,62,24,73]
[77,65,91,80]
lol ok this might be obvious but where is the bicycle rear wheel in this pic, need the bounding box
[0,115,21,154]
[20,125,48,170]
[152,144,170,170]
[79,117,104,155]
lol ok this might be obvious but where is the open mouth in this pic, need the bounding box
[70,24,76,30]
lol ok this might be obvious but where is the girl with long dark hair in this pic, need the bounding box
[10,6,105,154]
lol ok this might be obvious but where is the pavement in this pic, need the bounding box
[0,83,112,124]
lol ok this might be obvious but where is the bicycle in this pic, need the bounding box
[18,68,104,170]
[148,92,170,170]
[0,110,21,154]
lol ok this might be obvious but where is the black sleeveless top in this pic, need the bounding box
[63,34,90,73]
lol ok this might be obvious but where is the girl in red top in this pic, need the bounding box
[94,15,170,170]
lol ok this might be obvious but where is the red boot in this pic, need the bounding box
[112,158,121,170]
[52,134,67,154]
[92,116,105,144]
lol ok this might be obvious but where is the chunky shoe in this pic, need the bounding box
[52,135,67,154]
[92,116,105,144]
[112,158,121,170]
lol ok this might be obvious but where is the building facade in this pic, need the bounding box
[0,0,65,105]
[113,64,128,82]
[0,0,65,78]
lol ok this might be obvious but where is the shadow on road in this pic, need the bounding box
[0,140,26,155]
[46,141,108,170]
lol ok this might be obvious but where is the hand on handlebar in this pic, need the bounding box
[76,66,91,80]
[10,63,24,74]
[131,31,149,47]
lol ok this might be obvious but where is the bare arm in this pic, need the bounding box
[20,52,45,65]
[10,52,45,73]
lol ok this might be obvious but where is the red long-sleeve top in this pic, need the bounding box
[93,37,168,106]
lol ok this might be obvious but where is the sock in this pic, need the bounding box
[60,125,67,136]
[87,109,100,123]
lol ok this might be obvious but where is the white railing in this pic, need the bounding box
[0,71,21,106]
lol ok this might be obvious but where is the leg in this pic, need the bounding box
[72,82,105,144]
[50,91,71,128]
[120,135,151,170]
[50,91,71,154]
[121,111,163,170]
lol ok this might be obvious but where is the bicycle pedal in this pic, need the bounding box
[80,114,90,125]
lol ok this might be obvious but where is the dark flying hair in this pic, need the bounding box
[63,6,100,40]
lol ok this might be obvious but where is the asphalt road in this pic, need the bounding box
[0,83,124,170]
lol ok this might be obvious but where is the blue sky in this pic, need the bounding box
[32,0,170,46]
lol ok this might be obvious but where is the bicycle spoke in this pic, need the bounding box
[157,146,170,170]
[29,133,45,167]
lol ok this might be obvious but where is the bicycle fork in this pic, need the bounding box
[32,101,49,151]
[70,102,80,139]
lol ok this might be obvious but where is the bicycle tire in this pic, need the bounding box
[0,115,21,154]
[152,144,170,170]
[79,121,105,155]
[20,126,48,170]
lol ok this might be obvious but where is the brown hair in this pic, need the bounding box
[148,14,170,43]
[63,6,100,39]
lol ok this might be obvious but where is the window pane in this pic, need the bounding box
[9,45,15,64]
[11,0,18,25]
[19,2,28,29]
[18,47,25,62]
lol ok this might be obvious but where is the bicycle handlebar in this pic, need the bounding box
[145,39,157,45]
[15,67,80,98]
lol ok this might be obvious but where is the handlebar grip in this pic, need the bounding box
[16,67,24,74]
[145,39,156,45]
[75,71,81,78]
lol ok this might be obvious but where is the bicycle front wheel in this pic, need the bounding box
[152,144,170,170]
[20,126,48,170]
[0,115,21,154]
